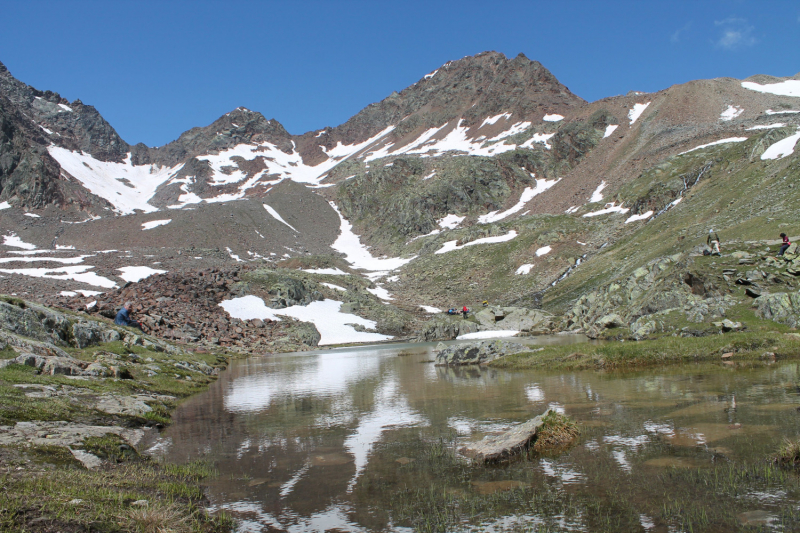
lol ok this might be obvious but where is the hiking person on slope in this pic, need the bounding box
[779,233,791,256]
[115,301,143,331]
[707,230,721,256]
[462,306,469,319]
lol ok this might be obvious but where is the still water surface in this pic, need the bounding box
[158,337,800,532]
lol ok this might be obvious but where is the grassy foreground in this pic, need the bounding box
[0,453,233,533]
[493,330,800,371]
[0,300,237,533]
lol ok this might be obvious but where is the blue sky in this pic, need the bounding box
[1,0,797,147]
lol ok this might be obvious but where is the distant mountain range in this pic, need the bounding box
[1,51,799,339]
[1,51,797,218]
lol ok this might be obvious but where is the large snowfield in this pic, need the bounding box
[218,295,391,345]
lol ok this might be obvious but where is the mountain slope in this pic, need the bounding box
[1,53,799,346]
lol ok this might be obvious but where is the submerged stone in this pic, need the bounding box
[459,409,552,463]
[470,480,527,495]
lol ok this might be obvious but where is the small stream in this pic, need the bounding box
[156,337,800,532]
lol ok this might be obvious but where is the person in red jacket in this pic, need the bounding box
[779,233,791,256]
[462,306,469,319]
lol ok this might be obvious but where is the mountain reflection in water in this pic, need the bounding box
[156,338,800,532]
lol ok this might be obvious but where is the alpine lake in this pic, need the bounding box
[151,335,800,532]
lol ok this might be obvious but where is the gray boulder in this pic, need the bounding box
[12,353,86,375]
[474,306,553,333]
[417,318,480,342]
[42,357,84,376]
[435,339,526,366]
[596,314,625,328]
[754,291,800,328]
[0,300,71,345]
[630,317,657,340]
[72,321,120,349]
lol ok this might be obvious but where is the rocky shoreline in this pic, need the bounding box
[0,295,235,532]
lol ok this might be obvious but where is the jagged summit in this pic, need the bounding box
[142,106,294,167]
[1,51,799,228]
[324,51,584,147]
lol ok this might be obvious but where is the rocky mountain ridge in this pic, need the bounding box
[1,52,799,346]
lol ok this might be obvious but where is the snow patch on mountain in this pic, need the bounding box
[679,137,748,155]
[628,103,651,125]
[51,126,403,214]
[720,105,743,121]
[589,181,607,203]
[543,114,564,122]
[219,295,390,345]
[520,133,556,150]
[141,219,171,230]
[747,123,786,130]
[0,255,88,265]
[603,125,618,138]
[367,285,393,301]
[438,214,465,229]
[366,118,558,161]
[515,264,533,275]
[742,80,800,98]
[405,119,517,157]
[488,121,532,141]
[478,178,560,224]
[761,128,800,160]
[48,148,182,214]
[765,109,800,115]
[167,182,204,209]
[480,113,512,127]
[583,203,630,217]
[329,202,415,271]
[198,145,256,185]
[117,266,167,283]
[324,125,396,160]
[435,230,518,254]
[303,267,348,276]
[263,204,298,232]
[0,265,116,288]
[3,233,36,250]
[625,211,653,224]
[535,246,551,257]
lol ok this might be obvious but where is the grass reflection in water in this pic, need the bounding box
[352,424,800,533]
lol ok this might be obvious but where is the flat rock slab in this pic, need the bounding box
[460,409,552,463]
[69,448,103,469]
[8,384,173,417]
[0,421,145,448]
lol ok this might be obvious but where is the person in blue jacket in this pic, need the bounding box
[115,301,143,331]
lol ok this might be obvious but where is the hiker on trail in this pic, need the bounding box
[462,306,469,319]
[779,233,791,256]
[707,230,721,256]
[115,301,143,331]
[482,300,488,307]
